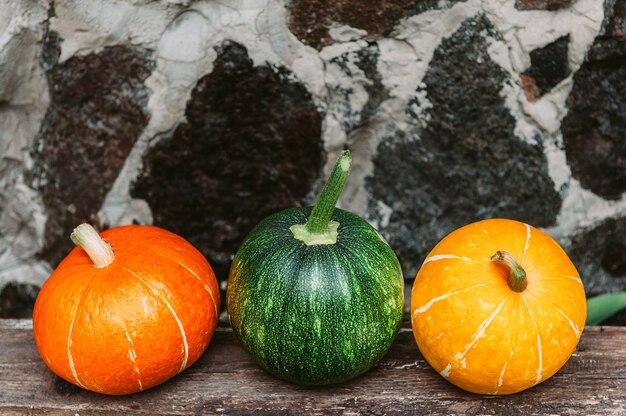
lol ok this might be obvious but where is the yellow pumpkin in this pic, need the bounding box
[410,219,586,394]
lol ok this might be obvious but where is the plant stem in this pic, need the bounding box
[70,223,114,268]
[491,250,527,292]
[290,150,352,246]
[305,150,352,234]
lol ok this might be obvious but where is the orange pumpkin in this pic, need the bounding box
[410,219,586,395]
[33,224,220,395]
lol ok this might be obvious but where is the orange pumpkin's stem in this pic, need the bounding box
[70,223,115,268]
[491,250,527,292]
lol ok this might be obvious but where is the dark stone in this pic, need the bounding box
[601,0,625,37]
[131,40,324,292]
[40,0,60,72]
[367,15,561,279]
[602,240,626,276]
[29,45,154,267]
[40,29,61,72]
[601,309,626,326]
[0,283,40,319]
[514,0,574,10]
[329,42,388,132]
[520,35,570,101]
[568,216,626,296]
[562,0,626,200]
[287,0,464,50]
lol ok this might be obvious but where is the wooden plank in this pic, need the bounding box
[0,320,624,415]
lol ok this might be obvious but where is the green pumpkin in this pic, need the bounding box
[227,151,404,385]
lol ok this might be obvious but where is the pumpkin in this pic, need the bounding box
[33,224,220,395]
[410,219,586,395]
[227,150,404,385]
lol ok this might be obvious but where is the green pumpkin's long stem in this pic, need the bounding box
[71,223,114,268]
[586,292,626,325]
[491,251,527,292]
[305,150,352,234]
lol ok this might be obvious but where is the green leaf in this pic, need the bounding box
[586,292,626,325]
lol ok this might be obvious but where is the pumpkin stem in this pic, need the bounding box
[491,250,527,292]
[70,223,114,268]
[291,150,351,245]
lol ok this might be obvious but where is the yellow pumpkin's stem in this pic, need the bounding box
[70,223,114,268]
[491,250,527,292]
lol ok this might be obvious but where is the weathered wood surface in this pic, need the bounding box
[0,320,624,415]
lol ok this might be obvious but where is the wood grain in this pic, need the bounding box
[0,320,625,415]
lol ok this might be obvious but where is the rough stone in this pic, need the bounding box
[368,15,561,278]
[328,42,388,133]
[287,0,464,50]
[29,45,154,266]
[562,0,626,200]
[40,1,60,72]
[0,282,40,319]
[567,216,626,299]
[0,1,50,259]
[604,0,626,37]
[520,35,571,101]
[132,40,324,290]
[514,0,574,11]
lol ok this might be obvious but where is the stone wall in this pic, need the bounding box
[0,0,624,318]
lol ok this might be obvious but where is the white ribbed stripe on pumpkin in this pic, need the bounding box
[551,304,581,337]
[521,223,531,264]
[413,284,488,314]
[522,296,543,386]
[125,330,143,391]
[177,261,219,317]
[120,266,189,373]
[423,254,474,264]
[454,299,507,361]
[66,279,93,389]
